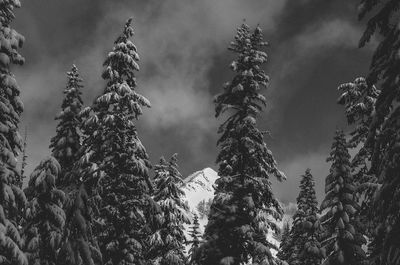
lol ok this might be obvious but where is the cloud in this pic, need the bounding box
[295,19,364,51]
[272,150,330,204]
[14,0,289,178]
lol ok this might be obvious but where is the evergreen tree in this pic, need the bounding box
[0,1,28,264]
[356,2,400,263]
[277,221,291,262]
[320,130,366,265]
[286,169,323,265]
[148,154,190,265]
[50,65,83,185]
[24,157,66,265]
[188,214,202,264]
[337,77,379,254]
[77,18,158,265]
[196,23,286,265]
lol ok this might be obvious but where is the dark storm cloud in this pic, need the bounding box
[13,0,373,203]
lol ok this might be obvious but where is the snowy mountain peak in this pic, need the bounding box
[182,167,218,216]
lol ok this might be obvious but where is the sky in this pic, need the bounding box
[12,0,376,203]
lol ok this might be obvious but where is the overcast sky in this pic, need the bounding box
[13,0,375,203]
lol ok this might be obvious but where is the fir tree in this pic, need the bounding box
[277,221,291,262]
[356,2,400,263]
[148,154,190,265]
[286,169,323,265]
[188,213,202,264]
[196,23,286,265]
[320,130,366,265]
[24,157,66,265]
[0,1,28,264]
[50,65,83,185]
[77,18,158,265]
[337,77,379,253]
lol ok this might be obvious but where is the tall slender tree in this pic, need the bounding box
[277,221,291,263]
[320,130,366,265]
[188,214,202,264]
[50,65,84,185]
[148,154,189,265]
[0,1,27,264]
[356,2,400,264]
[196,23,286,265]
[76,18,158,265]
[337,77,379,256]
[284,169,323,265]
[24,157,65,265]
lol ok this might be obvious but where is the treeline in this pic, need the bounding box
[0,1,399,265]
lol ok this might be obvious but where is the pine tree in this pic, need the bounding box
[356,2,400,264]
[76,18,158,265]
[320,130,366,265]
[50,65,83,185]
[337,77,379,255]
[0,1,28,264]
[196,23,286,265]
[148,154,189,265]
[277,221,291,263]
[24,157,66,265]
[188,214,202,264]
[286,169,323,265]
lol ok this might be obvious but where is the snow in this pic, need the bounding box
[181,168,218,236]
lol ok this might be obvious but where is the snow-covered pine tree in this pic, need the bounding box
[188,213,201,263]
[76,18,158,265]
[0,1,28,265]
[148,154,190,265]
[196,23,286,265]
[24,157,66,265]
[320,130,366,265]
[285,169,323,265]
[337,77,379,255]
[277,221,291,263]
[50,65,83,185]
[356,2,400,264]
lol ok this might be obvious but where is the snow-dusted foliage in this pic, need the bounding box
[50,65,83,184]
[356,2,400,264]
[0,1,27,264]
[278,169,323,265]
[320,131,366,265]
[196,23,285,265]
[337,77,379,254]
[277,221,291,262]
[337,77,379,149]
[148,154,190,265]
[57,183,101,265]
[188,214,201,264]
[24,157,65,265]
[75,18,157,265]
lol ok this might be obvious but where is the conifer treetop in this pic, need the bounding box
[337,77,379,149]
[149,154,189,265]
[50,64,84,176]
[320,130,366,265]
[198,23,284,265]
